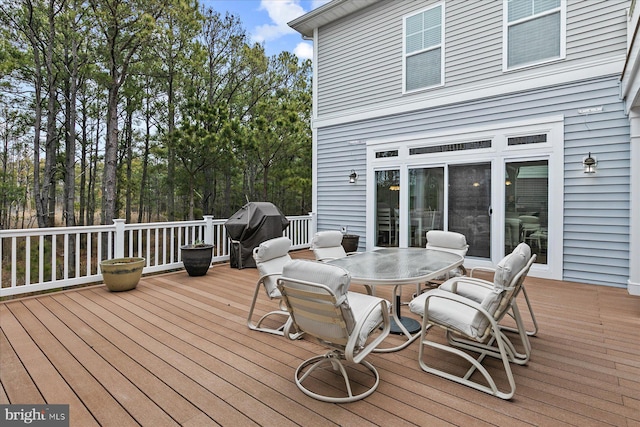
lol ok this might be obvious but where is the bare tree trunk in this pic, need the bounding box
[42,0,60,228]
[23,1,46,228]
[102,86,119,224]
[79,93,88,226]
[87,102,99,226]
[167,72,175,221]
[63,36,78,228]
[124,100,133,223]
[138,85,151,223]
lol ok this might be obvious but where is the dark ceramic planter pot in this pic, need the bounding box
[341,234,360,253]
[181,244,214,276]
[100,257,145,291]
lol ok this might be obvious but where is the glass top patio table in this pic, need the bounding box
[328,248,463,352]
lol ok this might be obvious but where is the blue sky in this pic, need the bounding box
[199,0,330,60]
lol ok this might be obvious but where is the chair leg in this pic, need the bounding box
[418,323,516,400]
[294,350,380,403]
[247,282,300,337]
[501,286,538,337]
[448,303,531,365]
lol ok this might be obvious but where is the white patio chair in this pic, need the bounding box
[461,246,539,337]
[277,259,391,403]
[408,243,535,399]
[311,230,372,295]
[415,230,469,295]
[248,237,301,338]
[310,230,353,262]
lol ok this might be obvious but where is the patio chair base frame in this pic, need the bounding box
[418,325,517,400]
[295,350,380,403]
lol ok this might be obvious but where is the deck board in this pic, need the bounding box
[1,249,639,426]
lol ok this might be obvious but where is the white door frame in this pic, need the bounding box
[366,115,564,280]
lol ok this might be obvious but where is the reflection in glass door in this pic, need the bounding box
[409,168,444,247]
[376,170,400,247]
[449,163,492,258]
[505,160,548,264]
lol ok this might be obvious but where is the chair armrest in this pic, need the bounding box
[441,276,493,293]
[345,298,390,363]
[423,289,498,332]
[470,266,496,278]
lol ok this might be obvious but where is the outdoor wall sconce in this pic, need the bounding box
[349,170,358,183]
[583,152,597,174]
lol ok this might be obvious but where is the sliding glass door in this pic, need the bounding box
[449,163,492,258]
[407,163,491,257]
[505,160,548,264]
[375,170,400,247]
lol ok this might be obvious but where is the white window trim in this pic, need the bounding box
[366,115,564,280]
[502,0,567,72]
[402,2,445,94]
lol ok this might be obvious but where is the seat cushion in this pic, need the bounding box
[253,237,292,297]
[426,230,469,257]
[346,291,390,346]
[312,231,348,261]
[439,278,493,304]
[494,243,530,291]
[409,287,502,339]
[253,237,291,263]
[312,230,344,248]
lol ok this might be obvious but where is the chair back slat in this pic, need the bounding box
[279,259,354,343]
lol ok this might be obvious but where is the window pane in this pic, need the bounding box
[508,0,559,22]
[505,160,548,264]
[534,0,560,14]
[409,168,444,247]
[449,163,491,258]
[406,49,441,91]
[406,33,423,54]
[406,7,441,53]
[508,12,560,67]
[423,7,441,46]
[508,0,533,22]
[376,170,400,247]
[406,14,423,35]
[423,26,441,48]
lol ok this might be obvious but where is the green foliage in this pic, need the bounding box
[0,0,312,228]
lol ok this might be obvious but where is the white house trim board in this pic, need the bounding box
[312,58,623,129]
[628,108,640,296]
[365,116,564,281]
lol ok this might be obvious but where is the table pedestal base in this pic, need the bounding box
[390,317,421,335]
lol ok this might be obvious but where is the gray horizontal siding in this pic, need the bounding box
[315,0,628,118]
[316,76,630,287]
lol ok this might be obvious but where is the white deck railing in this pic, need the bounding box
[0,214,315,298]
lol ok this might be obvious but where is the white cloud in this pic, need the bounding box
[293,42,313,60]
[311,0,330,9]
[253,0,306,43]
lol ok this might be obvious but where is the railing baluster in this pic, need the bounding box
[11,236,17,288]
[64,233,69,280]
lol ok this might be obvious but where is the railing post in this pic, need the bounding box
[203,215,214,245]
[309,211,317,241]
[113,219,126,258]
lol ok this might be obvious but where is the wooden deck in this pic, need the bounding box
[1,249,639,426]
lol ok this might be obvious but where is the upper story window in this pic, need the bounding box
[504,0,565,70]
[403,4,444,92]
